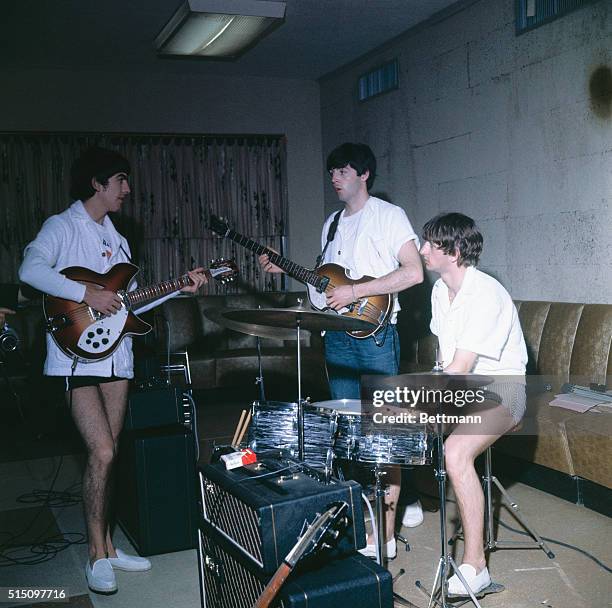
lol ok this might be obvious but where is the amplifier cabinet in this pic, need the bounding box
[198,521,392,608]
[124,386,192,431]
[199,460,366,574]
[117,426,197,555]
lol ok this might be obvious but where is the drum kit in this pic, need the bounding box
[206,301,504,608]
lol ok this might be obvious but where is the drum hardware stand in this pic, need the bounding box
[255,335,267,402]
[372,465,387,566]
[294,299,305,462]
[449,446,555,559]
[415,408,488,608]
[370,465,418,608]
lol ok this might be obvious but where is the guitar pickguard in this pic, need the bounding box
[76,306,128,355]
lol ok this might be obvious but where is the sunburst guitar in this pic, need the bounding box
[43,259,238,361]
[210,215,392,338]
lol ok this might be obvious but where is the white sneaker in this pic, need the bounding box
[447,564,491,596]
[108,548,152,572]
[85,558,117,594]
[358,537,397,560]
[401,500,424,528]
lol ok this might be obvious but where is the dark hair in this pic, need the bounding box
[70,147,130,201]
[326,142,376,190]
[421,213,483,267]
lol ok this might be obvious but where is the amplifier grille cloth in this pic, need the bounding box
[199,529,272,608]
[200,473,264,565]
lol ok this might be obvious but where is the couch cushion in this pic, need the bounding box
[565,410,612,488]
[516,301,551,374]
[160,297,202,351]
[214,348,327,395]
[569,304,612,384]
[537,303,584,380]
[495,394,579,476]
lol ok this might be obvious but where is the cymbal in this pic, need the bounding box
[220,305,374,333]
[204,308,298,340]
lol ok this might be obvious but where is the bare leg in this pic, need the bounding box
[69,386,116,564]
[385,467,401,542]
[69,380,129,564]
[445,407,515,571]
[98,380,129,559]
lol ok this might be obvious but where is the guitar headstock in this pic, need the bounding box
[287,501,349,566]
[209,258,239,285]
[210,215,230,237]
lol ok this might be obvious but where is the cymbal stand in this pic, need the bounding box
[255,335,267,402]
[294,310,304,462]
[372,465,387,566]
[415,411,483,608]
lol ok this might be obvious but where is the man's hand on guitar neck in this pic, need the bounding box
[82,285,122,316]
[259,251,283,274]
[180,267,208,293]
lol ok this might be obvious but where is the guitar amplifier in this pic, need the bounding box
[199,457,366,575]
[117,426,197,555]
[124,386,193,431]
[198,521,393,608]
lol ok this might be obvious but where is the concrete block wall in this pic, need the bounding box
[320,0,612,303]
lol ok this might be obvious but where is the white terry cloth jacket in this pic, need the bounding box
[19,200,176,378]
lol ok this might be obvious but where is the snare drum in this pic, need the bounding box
[246,401,337,471]
[314,399,433,466]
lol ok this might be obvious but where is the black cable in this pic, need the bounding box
[0,458,87,567]
[0,360,87,567]
[418,490,612,574]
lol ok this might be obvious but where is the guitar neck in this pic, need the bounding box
[224,229,323,288]
[127,274,194,307]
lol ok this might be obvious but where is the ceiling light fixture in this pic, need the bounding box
[155,0,286,59]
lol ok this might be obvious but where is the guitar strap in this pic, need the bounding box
[119,244,132,262]
[315,210,342,269]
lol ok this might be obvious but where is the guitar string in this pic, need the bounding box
[323,281,384,324]
[51,275,194,325]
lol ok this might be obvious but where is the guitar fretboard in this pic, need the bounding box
[126,275,192,307]
[226,229,323,288]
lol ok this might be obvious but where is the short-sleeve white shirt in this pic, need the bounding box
[431,266,527,375]
[321,196,419,322]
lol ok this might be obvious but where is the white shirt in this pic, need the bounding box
[431,266,527,375]
[321,196,419,322]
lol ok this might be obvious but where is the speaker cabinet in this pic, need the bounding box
[117,426,197,555]
[198,521,393,608]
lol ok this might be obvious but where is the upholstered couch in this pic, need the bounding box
[402,301,612,492]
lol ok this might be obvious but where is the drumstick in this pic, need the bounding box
[231,410,247,447]
[235,411,252,447]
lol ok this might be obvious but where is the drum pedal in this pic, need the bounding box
[446,581,505,602]
[395,533,411,552]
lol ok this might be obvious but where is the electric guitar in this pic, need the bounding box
[210,216,392,338]
[43,259,238,361]
[254,501,349,608]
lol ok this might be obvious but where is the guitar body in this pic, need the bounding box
[306,263,393,339]
[43,263,151,361]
